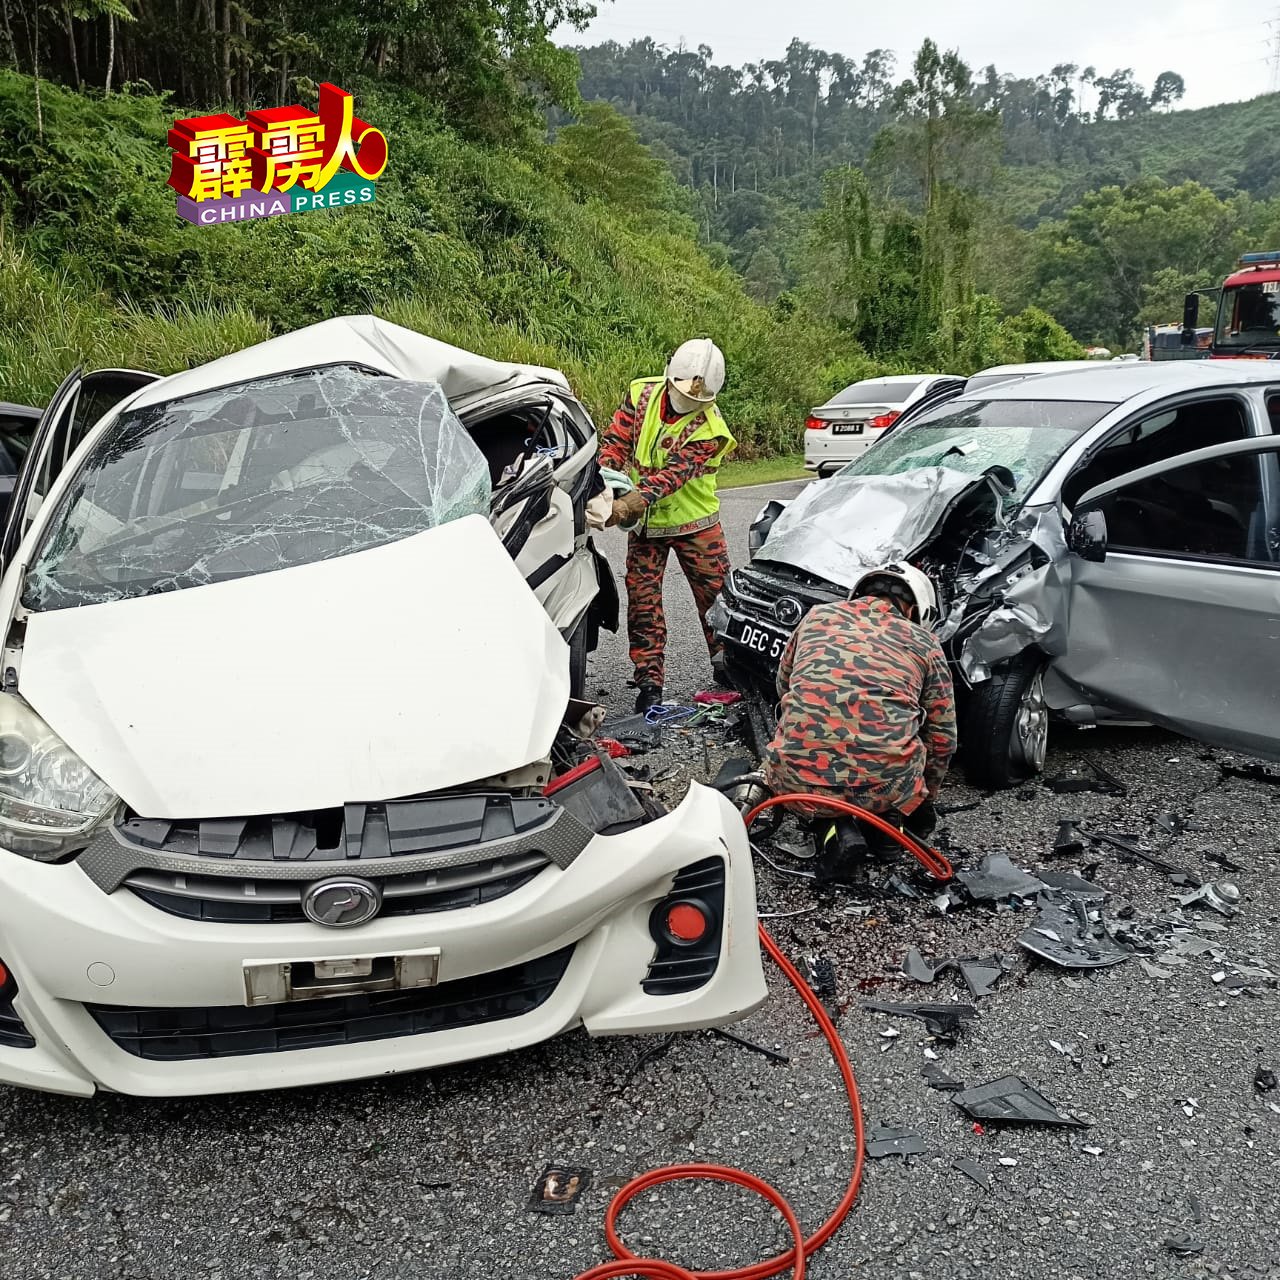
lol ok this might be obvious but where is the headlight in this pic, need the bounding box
[0,695,117,860]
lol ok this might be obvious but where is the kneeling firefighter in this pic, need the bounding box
[761,565,958,861]
[598,339,737,713]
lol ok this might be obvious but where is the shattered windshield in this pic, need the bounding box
[24,366,492,610]
[835,399,1111,495]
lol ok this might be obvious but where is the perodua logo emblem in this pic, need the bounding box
[302,878,382,928]
[773,596,803,627]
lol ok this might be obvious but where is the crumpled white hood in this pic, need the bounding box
[19,516,569,819]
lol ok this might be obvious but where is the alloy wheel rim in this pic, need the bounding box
[1013,669,1049,771]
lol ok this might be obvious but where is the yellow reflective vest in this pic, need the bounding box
[628,377,736,537]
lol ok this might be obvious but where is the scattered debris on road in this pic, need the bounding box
[527,1166,592,1215]
[951,1076,1088,1128]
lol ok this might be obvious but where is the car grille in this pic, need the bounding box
[87,945,574,1061]
[726,565,847,629]
[123,852,548,924]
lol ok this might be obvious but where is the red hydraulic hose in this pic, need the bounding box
[572,795,954,1280]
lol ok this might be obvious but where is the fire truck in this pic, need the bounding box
[1181,251,1280,359]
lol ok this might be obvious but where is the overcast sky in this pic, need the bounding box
[572,0,1280,110]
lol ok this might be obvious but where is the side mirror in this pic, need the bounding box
[1069,508,1108,563]
[1181,293,1200,345]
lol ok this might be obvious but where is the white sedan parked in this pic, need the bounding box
[804,374,964,476]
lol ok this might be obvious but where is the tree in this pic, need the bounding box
[1150,71,1186,111]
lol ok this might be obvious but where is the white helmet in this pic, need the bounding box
[852,563,939,628]
[666,338,725,414]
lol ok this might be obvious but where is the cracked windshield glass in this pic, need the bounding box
[24,366,492,610]
[836,399,1111,496]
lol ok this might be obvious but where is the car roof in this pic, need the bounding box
[843,373,958,389]
[962,359,1280,405]
[971,360,1118,378]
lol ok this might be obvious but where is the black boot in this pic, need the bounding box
[634,684,664,714]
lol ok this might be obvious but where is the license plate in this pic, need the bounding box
[243,947,441,1006]
[732,619,788,662]
[831,423,865,435]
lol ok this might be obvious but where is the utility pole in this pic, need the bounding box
[1269,6,1280,93]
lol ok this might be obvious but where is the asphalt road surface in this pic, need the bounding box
[3,479,1279,1280]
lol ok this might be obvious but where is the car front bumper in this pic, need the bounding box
[0,784,765,1097]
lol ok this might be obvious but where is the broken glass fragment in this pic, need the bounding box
[902,947,941,982]
[951,1076,1088,1127]
[1018,892,1130,969]
[1140,960,1173,980]
[1038,870,1106,899]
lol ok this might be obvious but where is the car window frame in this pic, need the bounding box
[1076,434,1280,572]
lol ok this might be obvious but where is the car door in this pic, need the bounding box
[1056,435,1280,760]
[0,368,159,573]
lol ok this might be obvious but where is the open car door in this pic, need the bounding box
[1057,435,1280,759]
[0,367,159,574]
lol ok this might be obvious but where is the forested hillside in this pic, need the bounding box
[575,36,1280,349]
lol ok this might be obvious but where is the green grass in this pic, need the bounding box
[718,453,809,488]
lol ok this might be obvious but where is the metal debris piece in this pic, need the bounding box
[862,1000,977,1037]
[903,947,940,982]
[923,1063,964,1092]
[1254,1067,1277,1092]
[1164,1232,1206,1257]
[528,1165,592,1215]
[1178,881,1240,917]
[951,1157,991,1190]
[957,957,1005,999]
[865,1126,928,1158]
[951,1076,1088,1128]
[957,854,1045,902]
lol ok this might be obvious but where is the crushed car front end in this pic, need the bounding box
[0,321,764,1097]
[0,773,762,1098]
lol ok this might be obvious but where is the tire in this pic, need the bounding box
[567,615,589,701]
[961,652,1050,790]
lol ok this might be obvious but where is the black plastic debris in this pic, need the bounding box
[865,1126,928,1158]
[923,1063,964,1092]
[1254,1066,1277,1092]
[957,854,1045,903]
[710,1027,790,1065]
[607,714,662,752]
[1017,892,1129,970]
[1163,1232,1206,1257]
[1220,762,1280,786]
[903,947,941,982]
[862,1000,977,1037]
[937,801,982,816]
[528,1165,592,1215]
[1083,828,1197,883]
[1045,760,1127,797]
[957,957,1004,999]
[951,1075,1088,1128]
[952,1157,992,1191]
[805,954,838,1000]
[1052,819,1084,857]
[1206,849,1244,873]
[1038,870,1106,899]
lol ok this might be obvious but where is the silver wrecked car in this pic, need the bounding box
[713,361,1280,787]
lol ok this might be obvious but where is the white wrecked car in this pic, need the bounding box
[0,317,765,1097]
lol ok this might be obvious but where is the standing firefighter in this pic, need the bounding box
[599,339,737,713]
[762,565,957,859]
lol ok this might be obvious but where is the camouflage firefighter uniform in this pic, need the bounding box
[598,378,736,690]
[762,596,958,819]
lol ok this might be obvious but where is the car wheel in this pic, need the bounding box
[567,615,590,700]
[961,653,1049,790]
